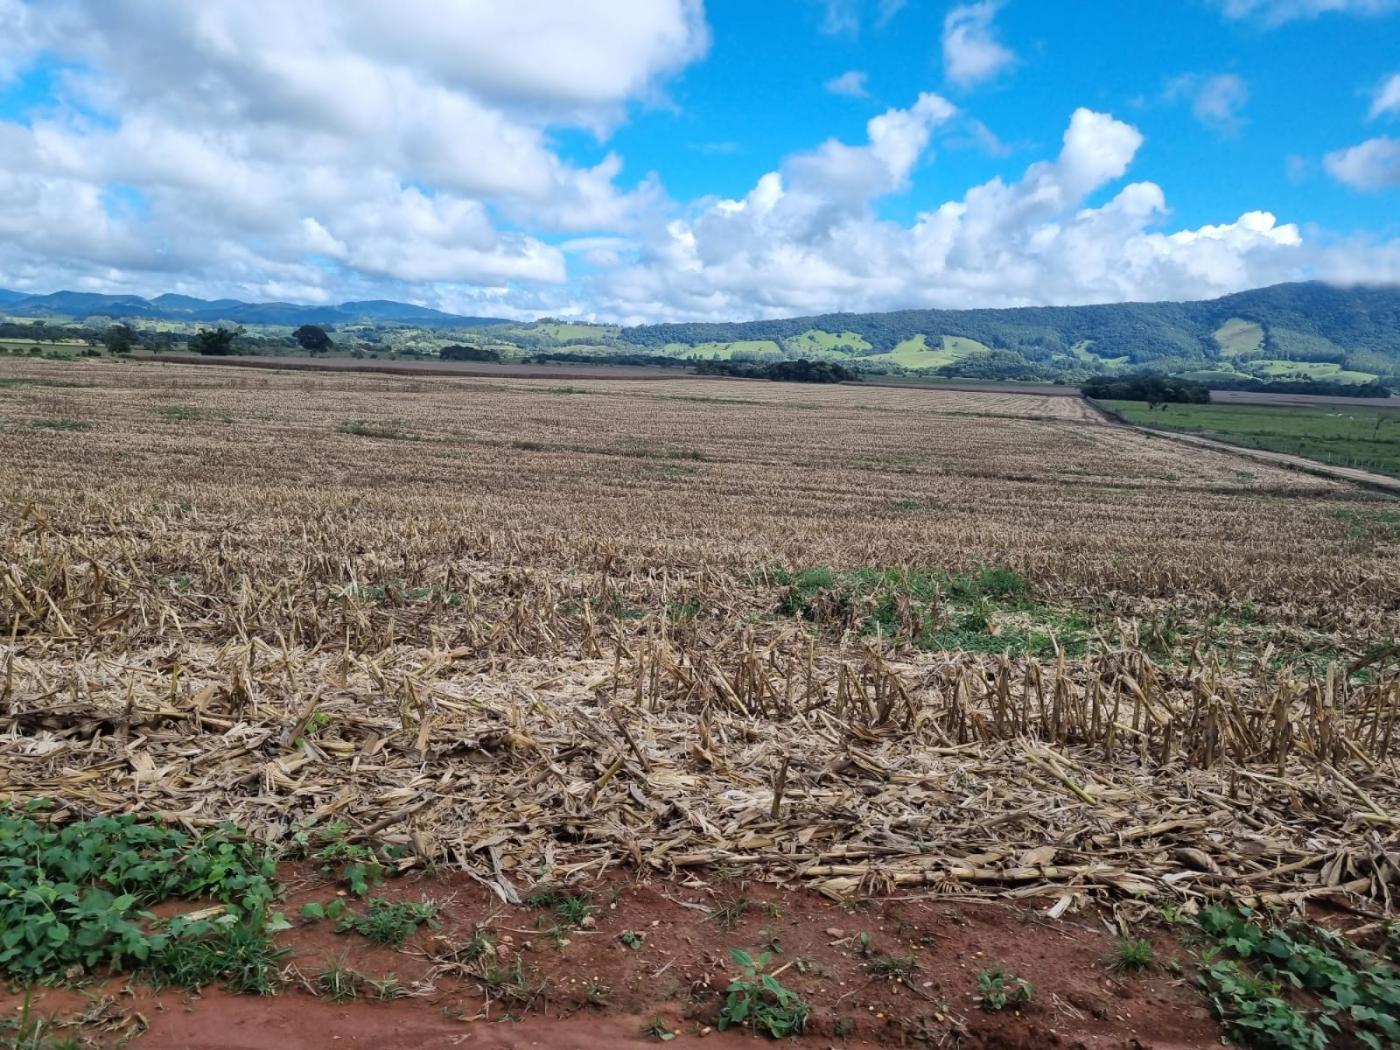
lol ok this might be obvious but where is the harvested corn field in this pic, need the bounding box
[3,357,1399,1047]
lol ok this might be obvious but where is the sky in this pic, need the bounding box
[0,0,1399,323]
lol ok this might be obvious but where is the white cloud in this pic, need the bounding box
[1371,73,1400,118]
[1325,136,1400,189]
[1218,0,1400,22]
[875,0,907,27]
[0,0,706,301]
[817,0,860,36]
[825,71,870,98]
[942,2,1016,90]
[591,105,1400,323]
[1166,73,1250,134]
[0,2,1398,323]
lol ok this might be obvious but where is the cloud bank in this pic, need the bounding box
[0,0,1396,323]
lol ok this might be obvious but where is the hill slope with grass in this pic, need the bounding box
[619,282,1400,383]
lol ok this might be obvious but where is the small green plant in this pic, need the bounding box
[1111,937,1155,973]
[523,884,563,908]
[1199,956,1322,1049]
[299,898,347,924]
[619,930,645,950]
[717,948,810,1039]
[148,909,290,995]
[707,898,751,932]
[870,955,918,979]
[1,988,83,1050]
[554,893,594,928]
[336,898,439,947]
[479,958,548,1013]
[977,967,1033,1011]
[456,930,494,964]
[28,419,90,432]
[317,958,360,1002]
[299,822,387,896]
[641,1017,676,1041]
[366,973,404,1001]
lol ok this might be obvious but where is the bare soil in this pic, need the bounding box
[3,866,1223,1050]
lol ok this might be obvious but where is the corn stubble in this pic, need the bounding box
[2,359,1397,908]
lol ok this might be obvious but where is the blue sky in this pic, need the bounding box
[600,1,1398,233]
[0,0,1397,321]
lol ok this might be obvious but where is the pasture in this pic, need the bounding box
[1104,397,1400,477]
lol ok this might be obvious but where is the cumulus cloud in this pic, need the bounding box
[1371,73,1400,119]
[1217,0,1400,21]
[1166,73,1250,134]
[593,105,1336,322]
[825,71,870,97]
[942,2,1016,90]
[1,1,1398,322]
[1325,137,1400,189]
[0,0,706,303]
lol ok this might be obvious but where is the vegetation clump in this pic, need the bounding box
[0,804,281,988]
[977,966,1033,1011]
[1081,372,1210,406]
[717,948,810,1038]
[1195,904,1400,1050]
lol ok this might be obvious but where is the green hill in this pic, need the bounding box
[618,282,1400,384]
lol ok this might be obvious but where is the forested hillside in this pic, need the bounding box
[620,282,1400,385]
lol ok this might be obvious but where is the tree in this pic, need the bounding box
[189,326,241,356]
[292,324,333,354]
[102,323,138,355]
[440,344,501,363]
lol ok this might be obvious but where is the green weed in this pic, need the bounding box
[641,1017,676,1041]
[317,958,360,1002]
[336,898,439,947]
[337,418,416,440]
[717,948,810,1039]
[1195,904,1400,1049]
[148,911,289,995]
[28,419,90,432]
[706,898,751,932]
[0,804,279,982]
[977,967,1033,1011]
[869,955,918,979]
[1111,937,1154,973]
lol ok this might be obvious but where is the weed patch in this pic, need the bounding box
[977,967,1033,1011]
[0,804,281,990]
[28,419,90,432]
[336,897,439,947]
[1195,904,1400,1049]
[717,948,809,1039]
[337,418,416,440]
[765,563,1089,654]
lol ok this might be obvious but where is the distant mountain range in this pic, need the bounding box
[4,280,1399,385]
[0,289,504,328]
[621,282,1400,384]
